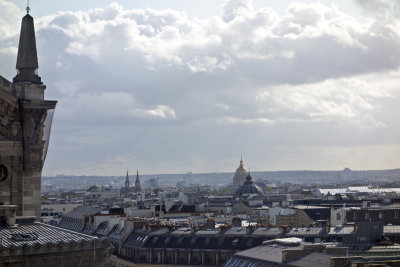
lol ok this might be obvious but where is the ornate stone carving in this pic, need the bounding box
[0,165,8,183]
[0,116,11,140]
[10,121,20,138]
[21,108,48,171]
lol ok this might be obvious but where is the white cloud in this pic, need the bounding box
[0,0,22,39]
[255,74,395,126]
[217,116,273,125]
[135,105,176,119]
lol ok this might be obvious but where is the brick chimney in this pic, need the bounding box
[232,217,242,227]
[324,222,330,234]
[207,219,216,229]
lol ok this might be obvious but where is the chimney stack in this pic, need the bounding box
[0,205,18,226]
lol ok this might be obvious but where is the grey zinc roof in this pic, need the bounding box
[251,227,281,237]
[223,227,248,235]
[58,217,83,232]
[149,228,169,236]
[235,244,297,263]
[223,257,267,267]
[195,229,220,235]
[328,225,354,235]
[65,205,104,219]
[0,222,96,247]
[286,251,331,267]
[93,221,108,237]
[288,227,325,236]
[170,228,192,235]
[108,224,123,242]
[226,244,332,267]
[123,232,149,248]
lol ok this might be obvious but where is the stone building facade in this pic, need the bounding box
[0,9,114,267]
[0,12,56,217]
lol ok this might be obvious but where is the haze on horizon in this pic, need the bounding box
[1,0,400,176]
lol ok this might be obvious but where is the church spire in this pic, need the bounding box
[135,169,141,193]
[13,6,42,84]
[125,170,129,188]
[240,156,244,167]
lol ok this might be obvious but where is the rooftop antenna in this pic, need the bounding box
[26,0,30,14]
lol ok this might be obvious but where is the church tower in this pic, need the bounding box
[0,7,57,217]
[134,170,141,193]
[124,170,130,197]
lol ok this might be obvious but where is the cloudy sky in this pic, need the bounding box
[1,0,400,176]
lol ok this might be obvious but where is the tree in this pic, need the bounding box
[87,185,99,192]
[153,188,165,194]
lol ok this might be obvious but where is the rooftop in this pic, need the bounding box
[0,222,97,247]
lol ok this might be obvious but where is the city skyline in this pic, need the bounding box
[1,0,399,175]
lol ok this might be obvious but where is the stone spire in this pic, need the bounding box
[135,170,141,193]
[13,9,42,84]
[125,170,130,189]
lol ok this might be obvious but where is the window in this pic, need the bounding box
[217,238,225,245]
[151,237,159,243]
[336,213,341,221]
[395,212,398,219]
[164,236,171,243]
[177,237,184,244]
[365,212,369,220]
[379,212,383,219]
[203,237,211,245]
[11,233,38,241]
[232,238,239,245]
[354,213,357,219]
[190,237,197,245]
[246,237,254,245]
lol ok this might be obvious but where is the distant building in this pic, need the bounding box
[223,238,334,267]
[144,177,159,188]
[234,173,263,199]
[316,186,400,196]
[121,170,142,197]
[233,157,248,186]
[331,205,400,226]
[134,170,141,192]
